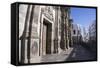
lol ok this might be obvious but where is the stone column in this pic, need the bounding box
[64,16,67,50]
[69,19,73,47]
[20,5,31,64]
[65,18,69,49]
[27,5,35,63]
[60,8,66,50]
[54,7,59,53]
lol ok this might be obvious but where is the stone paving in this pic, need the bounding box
[41,47,73,62]
[30,45,96,63]
[66,45,96,61]
[30,48,73,63]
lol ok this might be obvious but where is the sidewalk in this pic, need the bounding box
[41,47,73,62]
[30,47,73,63]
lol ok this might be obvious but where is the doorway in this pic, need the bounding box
[42,19,52,55]
[42,23,47,55]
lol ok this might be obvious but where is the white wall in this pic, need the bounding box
[0,0,99,68]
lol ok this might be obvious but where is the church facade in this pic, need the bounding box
[19,4,73,63]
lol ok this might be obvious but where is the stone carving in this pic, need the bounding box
[33,6,40,24]
[31,25,38,38]
[31,41,38,55]
[42,6,53,21]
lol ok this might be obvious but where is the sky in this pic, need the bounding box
[70,7,96,31]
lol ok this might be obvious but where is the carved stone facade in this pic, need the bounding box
[19,4,73,63]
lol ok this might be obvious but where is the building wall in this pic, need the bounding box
[72,24,82,45]
[19,4,30,63]
[19,5,72,63]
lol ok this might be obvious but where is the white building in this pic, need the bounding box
[82,27,89,43]
[72,23,82,44]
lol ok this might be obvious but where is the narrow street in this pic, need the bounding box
[40,45,96,63]
[66,45,96,61]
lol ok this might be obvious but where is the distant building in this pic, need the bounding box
[82,27,89,43]
[72,23,82,45]
[85,32,89,43]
